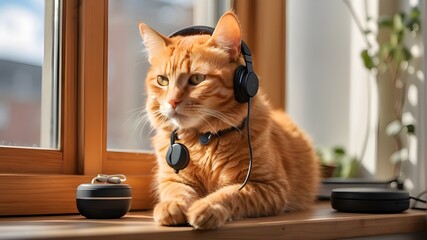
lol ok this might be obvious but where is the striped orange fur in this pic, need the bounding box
[138,11,320,230]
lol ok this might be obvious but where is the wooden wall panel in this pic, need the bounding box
[234,0,287,110]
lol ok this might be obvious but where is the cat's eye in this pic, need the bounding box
[189,74,205,85]
[157,75,169,86]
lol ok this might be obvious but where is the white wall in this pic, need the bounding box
[287,0,427,196]
[287,0,378,177]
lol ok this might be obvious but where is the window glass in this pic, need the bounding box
[0,0,59,149]
[107,0,194,152]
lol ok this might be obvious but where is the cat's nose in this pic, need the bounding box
[168,99,182,109]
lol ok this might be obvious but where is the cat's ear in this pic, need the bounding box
[209,11,242,60]
[139,23,169,63]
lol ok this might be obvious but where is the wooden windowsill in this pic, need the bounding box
[1,201,426,240]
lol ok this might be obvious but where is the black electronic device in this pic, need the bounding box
[76,174,132,219]
[331,188,410,213]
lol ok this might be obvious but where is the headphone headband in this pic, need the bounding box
[169,26,254,72]
[169,25,215,38]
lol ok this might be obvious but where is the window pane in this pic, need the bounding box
[107,0,194,152]
[0,0,60,149]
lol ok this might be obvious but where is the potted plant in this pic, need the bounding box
[344,0,421,178]
[317,146,359,179]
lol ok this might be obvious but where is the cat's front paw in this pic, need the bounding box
[187,199,229,230]
[153,201,188,226]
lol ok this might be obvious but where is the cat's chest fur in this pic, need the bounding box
[155,130,247,192]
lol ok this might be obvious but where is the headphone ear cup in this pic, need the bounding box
[234,66,249,103]
[234,65,259,103]
[166,143,190,173]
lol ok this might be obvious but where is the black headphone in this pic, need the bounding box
[166,129,190,173]
[165,26,259,174]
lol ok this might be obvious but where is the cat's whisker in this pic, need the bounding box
[131,59,149,68]
[186,105,237,126]
[196,108,240,130]
[126,108,147,128]
[147,115,166,136]
[197,112,236,130]
[134,113,150,134]
[127,108,146,119]
[201,108,240,124]
[143,110,165,137]
[107,106,151,144]
[125,105,147,121]
[134,115,151,140]
[198,115,217,135]
[140,117,155,140]
[128,105,146,112]
[133,109,163,141]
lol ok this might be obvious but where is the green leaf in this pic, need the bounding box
[393,14,404,32]
[390,47,407,64]
[378,16,393,28]
[379,44,391,60]
[399,12,407,22]
[406,18,421,32]
[317,146,336,165]
[361,50,375,70]
[406,124,415,134]
[334,147,346,155]
[406,7,421,32]
[340,157,360,178]
[410,7,420,19]
[402,47,412,61]
[390,32,399,47]
[391,47,411,64]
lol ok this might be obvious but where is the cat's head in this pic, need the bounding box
[139,12,248,133]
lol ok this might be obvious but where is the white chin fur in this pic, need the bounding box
[170,118,181,128]
[160,103,201,129]
[170,115,202,129]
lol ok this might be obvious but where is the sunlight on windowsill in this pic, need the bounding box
[0,201,425,240]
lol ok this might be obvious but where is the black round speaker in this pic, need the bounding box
[76,184,132,219]
[331,188,410,213]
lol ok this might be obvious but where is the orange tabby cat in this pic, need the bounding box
[138,11,320,230]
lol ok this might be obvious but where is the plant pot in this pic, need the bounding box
[320,164,337,178]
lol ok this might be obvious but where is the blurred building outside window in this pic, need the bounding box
[0,0,59,149]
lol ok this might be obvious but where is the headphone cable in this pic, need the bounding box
[239,97,253,190]
[410,190,427,211]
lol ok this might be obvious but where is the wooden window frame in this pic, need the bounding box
[0,0,154,216]
[0,0,286,216]
[0,0,76,175]
[0,0,78,175]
